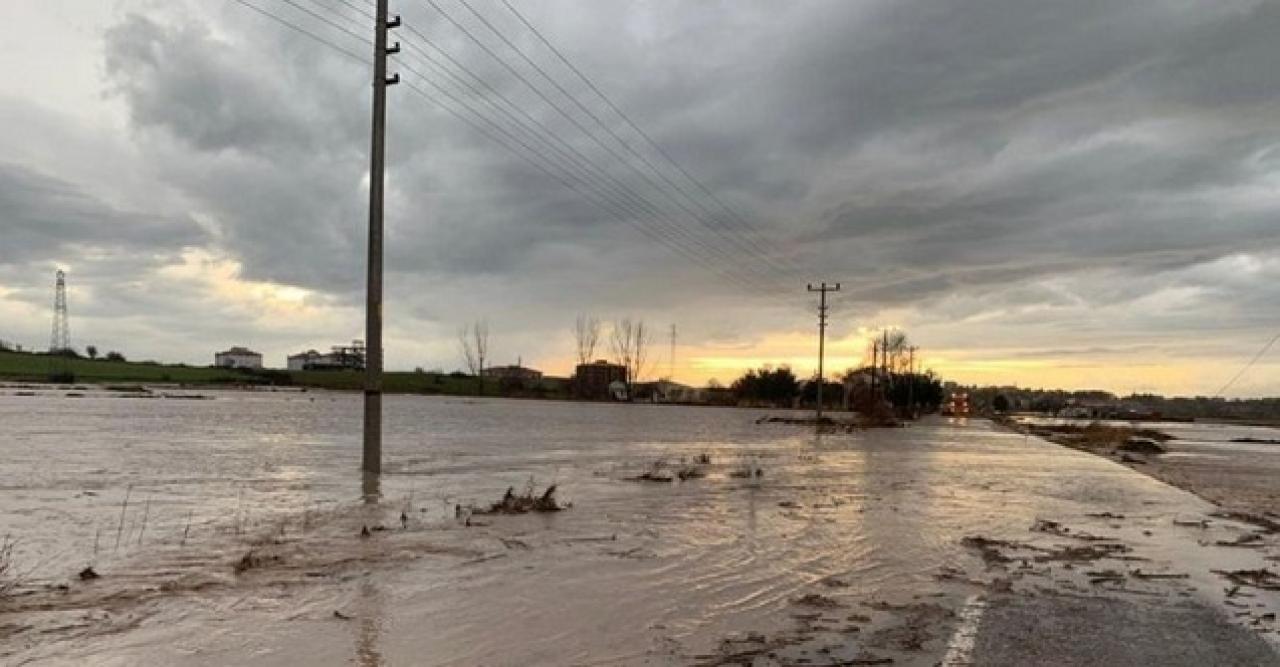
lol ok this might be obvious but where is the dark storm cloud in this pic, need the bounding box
[0,160,204,265]
[106,0,1280,305]
[5,0,1280,379]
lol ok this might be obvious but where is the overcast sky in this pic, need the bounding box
[2,0,1279,396]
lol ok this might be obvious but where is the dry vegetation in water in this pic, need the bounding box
[1014,420,1172,455]
[0,535,16,598]
[472,483,567,515]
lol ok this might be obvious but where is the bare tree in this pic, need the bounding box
[610,318,651,396]
[458,320,490,395]
[886,330,909,373]
[573,315,601,366]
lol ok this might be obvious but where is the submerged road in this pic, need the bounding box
[1,391,1278,665]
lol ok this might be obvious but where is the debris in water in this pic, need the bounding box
[1131,569,1190,580]
[1212,569,1280,591]
[474,484,566,515]
[1035,543,1131,563]
[961,536,1018,564]
[233,550,282,574]
[333,610,352,620]
[1210,511,1280,534]
[793,593,843,609]
[676,464,707,480]
[1215,532,1266,548]
[625,461,678,482]
[1031,518,1111,541]
[1117,438,1166,455]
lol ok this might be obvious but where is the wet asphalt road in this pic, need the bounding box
[967,594,1279,666]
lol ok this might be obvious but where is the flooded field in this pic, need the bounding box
[2,388,1279,665]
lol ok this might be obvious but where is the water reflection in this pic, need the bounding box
[362,472,382,505]
[354,578,386,667]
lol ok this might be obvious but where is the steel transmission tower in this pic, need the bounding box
[50,270,70,353]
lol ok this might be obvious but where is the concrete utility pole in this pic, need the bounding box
[807,283,840,422]
[363,0,400,477]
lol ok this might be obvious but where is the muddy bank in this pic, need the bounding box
[1002,417,1280,521]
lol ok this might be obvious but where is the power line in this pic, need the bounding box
[393,40,787,293]
[227,0,369,63]
[283,0,792,294]
[230,0,804,302]
[1213,330,1280,397]
[496,0,802,277]
[277,0,369,44]
[389,10,793,295]
[431,0,796,287]
[453,0,794,279]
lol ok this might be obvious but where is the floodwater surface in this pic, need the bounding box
[2,388,1278,665]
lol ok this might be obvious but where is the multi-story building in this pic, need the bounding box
[214,346,263,369]
[573,360,628,400]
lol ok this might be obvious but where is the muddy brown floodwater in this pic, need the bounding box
[1,387,1278,665]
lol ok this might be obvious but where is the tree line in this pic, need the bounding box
[728,330,944,415]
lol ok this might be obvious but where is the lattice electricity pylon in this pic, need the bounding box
[50,269,70,353]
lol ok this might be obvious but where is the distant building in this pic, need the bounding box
[942,392,970,416]
[633,379,701,403]
[287,341,366,371]
[482,363,543,382]
[574,359,628,400]
[287,350,323,371]
[214,346,263,369]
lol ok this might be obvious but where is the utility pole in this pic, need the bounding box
[807,283,840,422]
[668,324,677,382]
[907,345,918,418]
[363,0,400,477]
[870,333,878,399]
[882,329,890,402]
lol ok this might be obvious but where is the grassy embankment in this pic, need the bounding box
[0,350,565,398]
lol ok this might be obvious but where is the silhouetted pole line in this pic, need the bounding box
[363,0,400,478]
[882,330,890,401]
[907,345,918,417]
[808,282,840,423]
[870,335,878,399]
